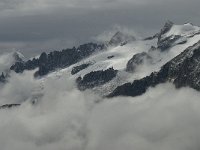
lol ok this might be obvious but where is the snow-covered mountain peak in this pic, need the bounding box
[108,31,136,46]
[159,20,174,35]
[156,22,200,51]
[161,22,200,39]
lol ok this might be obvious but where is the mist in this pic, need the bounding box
[0,52,20,73]
[0,68,200,150]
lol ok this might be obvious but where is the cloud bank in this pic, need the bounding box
[0,69,200,150]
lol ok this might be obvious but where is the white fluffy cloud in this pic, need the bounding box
[0,69,200,150]
[87,84,200,150]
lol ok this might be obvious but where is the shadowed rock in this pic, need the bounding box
[77,68,118,90]
[108,31,135,46]
[126,52,152,73]
[0,104,20,109]
[11,43,105,77]
[71,62,93,75]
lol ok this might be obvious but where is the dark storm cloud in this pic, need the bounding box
[0,0,200,57]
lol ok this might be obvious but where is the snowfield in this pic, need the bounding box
[45,23,200,96]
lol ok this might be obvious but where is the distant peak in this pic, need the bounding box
[160,21,174,35]
[12,51,26,62]
[108,31,136,46]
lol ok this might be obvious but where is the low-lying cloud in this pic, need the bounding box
[88,84,200,150]
[0,68,200,150]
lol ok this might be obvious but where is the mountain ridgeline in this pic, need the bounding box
[10,43,104,77]
[3,21,200,100]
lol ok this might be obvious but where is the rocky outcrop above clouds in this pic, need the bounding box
[11,43,104,77]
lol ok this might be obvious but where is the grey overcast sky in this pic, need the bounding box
[0,0,200,57]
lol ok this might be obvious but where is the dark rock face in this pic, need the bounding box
[107,55,114,59]
[126,52,152,73]
[0,72,6,83]
[107,66,169,97]
[10,43,104,77]
[157,35,183,50]
[108,41,200,97]
[0,104,20,109]
[159,21,174,38]
[0,71,13,85]
[77,68,118,90]
[165,41,200,90]
[71,63,92,75]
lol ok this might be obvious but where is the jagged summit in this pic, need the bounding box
[161,22,200,38]
[155,21,200,51]
[10,43,104,77]
[159,20,174,37]
[144,21,174,40]
[146,21,200,42]
[108,31,136,46]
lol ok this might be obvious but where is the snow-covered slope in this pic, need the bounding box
[3,22,200,98]
[44,22,200,96]
[163,23,200,38]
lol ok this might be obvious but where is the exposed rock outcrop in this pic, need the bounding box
[77,68,118,90]
[126,52,152,73]
[108,31,135,46]
[71,62,93,75]
[0,104,20,109]
[10,43,104,77]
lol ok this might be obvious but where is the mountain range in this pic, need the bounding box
[2,21,200,106]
